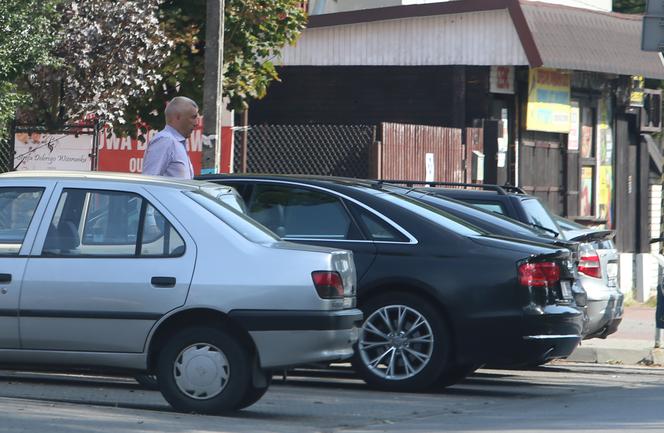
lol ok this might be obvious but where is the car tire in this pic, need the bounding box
[134,374,159,390]
[156,327,252,414]
[235,371,272,410]
[434,363,479,388]
[351,292,451,392]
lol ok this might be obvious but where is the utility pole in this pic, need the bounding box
[201,0,225,174]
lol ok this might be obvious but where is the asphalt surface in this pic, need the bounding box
[1,363,664,432]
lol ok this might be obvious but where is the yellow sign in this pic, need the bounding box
[526,68,571,133]
[630,75,644,107]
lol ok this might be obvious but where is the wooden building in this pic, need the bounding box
[249,0,664,296]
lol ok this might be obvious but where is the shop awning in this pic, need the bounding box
[522,3,664,79]
[290,0,664,79]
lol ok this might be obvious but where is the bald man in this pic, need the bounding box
[142,96,198,179]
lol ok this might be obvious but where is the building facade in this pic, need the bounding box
[250,0,664,299]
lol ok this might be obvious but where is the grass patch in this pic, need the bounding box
[624,295,658,308]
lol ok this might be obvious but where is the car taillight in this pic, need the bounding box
[578,252,601,278]
[518,261,560,288]
[311,271,344,299]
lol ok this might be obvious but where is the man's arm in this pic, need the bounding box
[142,136,172,176]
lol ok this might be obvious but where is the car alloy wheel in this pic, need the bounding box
[359,304,434,380]
[173,343,230,400]
[352,292,450,392]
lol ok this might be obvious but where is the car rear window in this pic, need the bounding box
[185,190,279,243]
[470,202,506,215]
[375,192,486,237]
[414,194,546,238]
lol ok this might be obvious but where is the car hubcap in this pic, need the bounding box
[173,343,229,400]
[359,305,434,380]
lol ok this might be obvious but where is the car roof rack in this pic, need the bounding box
[376,180,527,196]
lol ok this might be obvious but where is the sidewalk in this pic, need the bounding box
[565,306,664,366]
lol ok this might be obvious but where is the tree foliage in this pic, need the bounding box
[17,0,171,130]
[613,0,645,13]
[0,0,59,137]
[119,0,307,136]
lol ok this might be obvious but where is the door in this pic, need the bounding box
[0,186,46,348]
[241,182,378,280]
[19,184,196,353]
[614,116,637,252]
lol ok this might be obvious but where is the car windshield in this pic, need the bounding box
[373,189,486,236]
[199,183,248,213]
[185,190,279,243]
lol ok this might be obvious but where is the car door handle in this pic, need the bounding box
[0,274,11,283]
[151,276,176,287]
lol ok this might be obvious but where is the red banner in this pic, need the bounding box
[98,122,203,174]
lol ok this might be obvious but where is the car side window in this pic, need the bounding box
[43,189,184,257]
[0,187,44,255]
[353,206,407,242]
[247,184,361,240]
[140,203,186,256]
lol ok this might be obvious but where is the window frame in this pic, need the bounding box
[39,187,186,259]
[0,187,46,257]
[246,183,366,242]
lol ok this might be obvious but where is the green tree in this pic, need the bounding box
[17,0,171,130]
[0,0,59,137]
[613,0,645,13]
[119,0,307,136]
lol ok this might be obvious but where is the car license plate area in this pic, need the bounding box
[560,280,573,300]
[607,262,618,287]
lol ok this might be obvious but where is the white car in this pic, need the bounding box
[554,216,623,338]
[0,171,361,413]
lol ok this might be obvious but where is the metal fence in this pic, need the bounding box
[0,136,12,173]
[233,124,376,178]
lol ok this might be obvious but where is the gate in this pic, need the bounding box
[375,123,483,183]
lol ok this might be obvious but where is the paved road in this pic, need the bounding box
[1,363,663,433]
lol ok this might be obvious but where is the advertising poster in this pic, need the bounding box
[598,94,613,165]
[568,102,580,151]
[580,167,594,217]
[580,125,593,158]
[526,68,571,133]
[14,132,92,171]
[598,165,613,228]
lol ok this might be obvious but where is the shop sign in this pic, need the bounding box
[490,66,515,94]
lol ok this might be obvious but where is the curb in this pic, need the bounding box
[567,346,664,366]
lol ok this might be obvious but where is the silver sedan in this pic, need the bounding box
[0,171,361,413]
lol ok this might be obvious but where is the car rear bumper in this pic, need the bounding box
[456,304,583,366]
[583,291,624,339]
[230,308,363,369]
